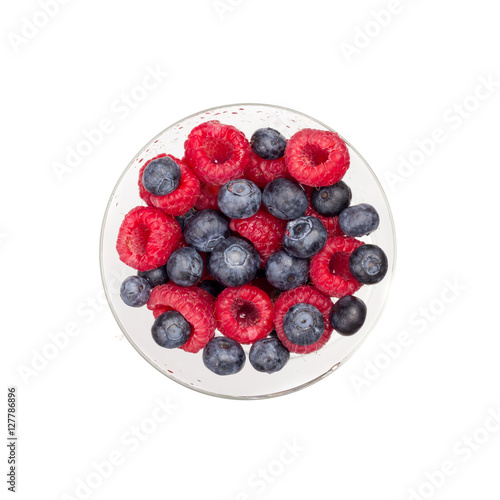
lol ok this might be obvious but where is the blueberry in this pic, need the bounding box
[120,276,151,307]
[265,251,309,291]
[142,157,181,196]
[166,247,204,287]
[184,209,230,252]
[262,178,308,220]
[251,128,287,160]
[283,216,327,258]
[217,179,262,219]
[198,279,225,297]
[339,203,380,237]
[137,266,169,288]
[203,337,246,375]
[208,236,260,287]
[349,244,388,284]
[283,303,324,346]
[330,295,367,335]
[249,337,290,373]
[311,181,352,217]
[151,311,191,349]
[175,207,198,231]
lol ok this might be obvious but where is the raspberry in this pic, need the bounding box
[184,121,250,185]
[305,204,343,239]
[194,183,220,210]
[310,237,364,297]
[215,285,273,344]
[229,209,287,267]
[138,154,200,216]
[244,151,288,189]
[116,206,181,272]
[273,285,333,354]
[147,283,216,353]
[285,129,350,187]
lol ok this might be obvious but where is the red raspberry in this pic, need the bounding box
[244,151,288,189]
[116,206,181,271]
[310,237,364,297]
[285,129,350,187]
[184,121,250,185]
[215,285,273,344]
[273,285,333,354]
[305,204,343,239]
[194,183,220,210]
[138,154,200,216]
[147,283,216,353]
[229,209,287,267]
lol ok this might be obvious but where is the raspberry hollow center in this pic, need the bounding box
[329,252,353,280]
[302,143,329,167]
[203,138,235,164]
[231,298,260,327]
[129,223,150,254]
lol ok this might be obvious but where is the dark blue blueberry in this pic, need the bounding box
[207,236,260,287]
[137,266,169,288]
[175,207,198,231]
[311,181,352,217]
[265,251,309,291]
[142,157,181,196]
[283,216,327,258]
[217,179,261,219]
[349,244,388,284]
[198,279,225,297]
[339,203,380,237]
[184,209,230,252]
[203,337,246,375]
[249,337,290,373]
[166,247,204,287]
[151,311,191,349]
[283,303,324,346]
[262,178,308,220]
[330,295,367,335]
[251,128,287,160]
[120,276,151,307]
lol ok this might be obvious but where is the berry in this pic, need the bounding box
[194,183,220,210]
[151,311,191,349]
[311,181,352,217]
[215,285,273,344]
[330,295,367,335]
[203,337,246,376]
[265,251,309,291]
[283,303,325,346]
[230,209,287,267]
[249,337,290,373]
[310,237,364,297]
[138,154,201,216]
[147,283,216,353]
[273,286,333,354]
[244,151,288,189]
[184,121,250,185]
[184,209,230,252]
[262,178,308,220]
[283,216,327,259]
[217,179,261,219]
[305,204,343,239]
[339,203,380,237]
[137,266,169,288]
[142,156,181,196]
[208,236,260,287]
[349,244,388,285]
[198,279,225,297]
[120,276,151,307]
[116,206,181,271]
[166,247,204,287]
[285,128,350,187]
[175,207,198,231]
[251,127,287,160]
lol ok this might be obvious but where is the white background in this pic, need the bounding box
[2,0,500,499]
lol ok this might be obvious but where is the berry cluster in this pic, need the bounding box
[116,121,388,376]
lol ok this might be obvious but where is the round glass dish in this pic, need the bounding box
[100,103,396,400]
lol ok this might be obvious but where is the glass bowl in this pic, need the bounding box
[100,103,396,400]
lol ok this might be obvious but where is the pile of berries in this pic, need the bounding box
[116,121,388,376]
